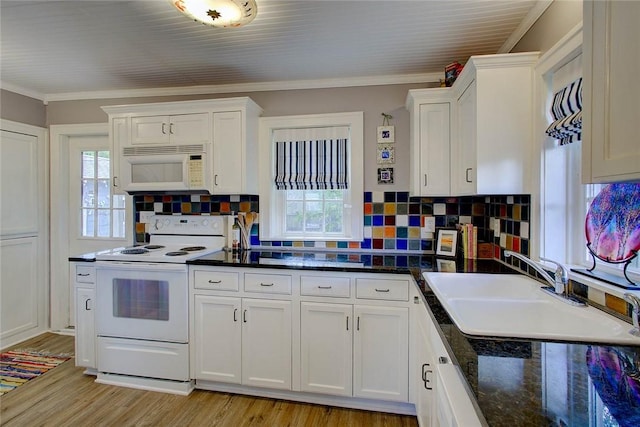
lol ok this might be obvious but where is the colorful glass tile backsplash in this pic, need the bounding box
[134,192,531,259]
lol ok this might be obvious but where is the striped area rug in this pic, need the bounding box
[0,350,71,395]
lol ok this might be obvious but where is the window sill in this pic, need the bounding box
[568,265,640,300]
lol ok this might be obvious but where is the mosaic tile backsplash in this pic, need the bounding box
[134,192,531,258]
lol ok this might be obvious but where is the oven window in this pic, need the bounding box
[113,279,169,321]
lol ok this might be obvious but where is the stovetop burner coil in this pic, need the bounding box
[144,244,165,250]
[165,251,189,256]
[121,247,149,255]
[180,246,206,252]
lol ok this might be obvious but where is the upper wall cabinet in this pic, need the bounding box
[583,0,640,183]
[406,53,539,197]
[102,98,262,195]
[406,90,451,196]
[452,53,538,196]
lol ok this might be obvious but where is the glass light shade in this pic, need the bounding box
[171,0,257,28]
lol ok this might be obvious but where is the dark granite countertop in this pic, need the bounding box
[72,249,640,425]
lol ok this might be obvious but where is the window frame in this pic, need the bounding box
[258,112,364,242]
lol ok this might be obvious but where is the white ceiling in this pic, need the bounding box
[0,0,548,101]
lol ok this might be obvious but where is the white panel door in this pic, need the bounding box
[0,130,38,236]
[418,103,451,196]
[193,295,242,383]
[212,111,243,194]
[300,302,353,396]
[0,237,38,340]
[354,305,409,402]
[241,298,292,390]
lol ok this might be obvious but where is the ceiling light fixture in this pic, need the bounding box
[171,0,257,28]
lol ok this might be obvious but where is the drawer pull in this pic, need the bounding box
[77,273,90,277]
[260,283,274,287]
[208,279,222,284]
[318,285,332,289]
[375,288,390,293]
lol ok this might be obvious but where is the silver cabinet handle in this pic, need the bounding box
[169,123,174,134]
[112,176,118,188]
[260,283,274,287]
[346,315,349,331]
[243,309,247,323]
[318,285,332,289]
[85,298,92,311]
[161,123,167,134]
[424,174,428,187]
[233,308,238,322]
[375,288,390,293]
[465,167,473,183]
[357,316,360,331]
[208,279,222,284]
[214,175,218,186]
[422,363,433,390]
[77,273,90,277]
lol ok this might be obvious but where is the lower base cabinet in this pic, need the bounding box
[75,286,96,368]
[193,295,292,390]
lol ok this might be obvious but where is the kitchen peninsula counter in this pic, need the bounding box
[190,249,640,426]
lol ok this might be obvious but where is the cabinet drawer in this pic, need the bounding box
[194,270,239,291]
[75,265,96,284]
[244,273,291,295]
[355,278,409,301]
[300,276,350,298]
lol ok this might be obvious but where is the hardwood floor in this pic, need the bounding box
[1,333,418,426]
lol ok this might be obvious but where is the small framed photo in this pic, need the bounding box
[377,145,395,164]
[436,258,457,273]
[377,125,395,143]
[436,228,458,257]
[377,167,394,184]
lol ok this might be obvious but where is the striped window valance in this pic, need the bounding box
[274,138,348,190]
[545,77,582,145]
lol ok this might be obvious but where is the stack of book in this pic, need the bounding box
[461,223,477,259]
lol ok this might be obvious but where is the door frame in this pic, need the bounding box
[50,123,109,331]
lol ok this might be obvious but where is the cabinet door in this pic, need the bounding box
[417,103,451,196]
[193,295,241,383]
[75,287,96,368]
[110,117,126,194]
[435,364,483,427]
[455,81,477,195]
[169,113,210,145]
[300,302,352,396]
[212,111,243,194]
[130,116,171,145]
[416,303,436,427]
[583,0,640,183]
[241,298,292,390]
[354,305,409,402]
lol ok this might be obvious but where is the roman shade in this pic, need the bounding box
[545,77,583,145]
[274,138,348,190]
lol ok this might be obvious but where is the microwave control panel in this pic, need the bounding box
[188,155,204,187]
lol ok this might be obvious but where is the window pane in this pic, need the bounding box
[113,195,126,209]
[97,209,110,237]
[97,151,110,179]
[325,190,343,200]
[82,209,94,237]
[82,179,95,208]
[287,190,304,200]
[325,201,344,233]
[306,191,322,200]
[286,201,303,232]
[97,179,110,208]
[82,151,95,178]
[305,201,323,232]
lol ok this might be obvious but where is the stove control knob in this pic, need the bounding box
[202,219,209,227]
[154,219,162,230]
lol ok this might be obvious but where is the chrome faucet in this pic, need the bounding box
[504,250,585,306]
[623,293,640,337]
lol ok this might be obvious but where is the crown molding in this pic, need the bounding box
[498,0,554,54]
[0,81,46,103]
[41,73,442,103]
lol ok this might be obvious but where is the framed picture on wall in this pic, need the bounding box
[436,228,458,257]
[377,125,395,143]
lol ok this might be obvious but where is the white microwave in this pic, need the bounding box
[119,151,213,194]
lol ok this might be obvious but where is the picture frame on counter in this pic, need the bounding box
[436,228,458,257]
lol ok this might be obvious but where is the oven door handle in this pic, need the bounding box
[95,261,188,272]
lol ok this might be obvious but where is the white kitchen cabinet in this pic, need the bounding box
[300,302,352,396]
[406,91,451,196]
[73,263,96,369]
[583,0,640,183]
[452,53,538,195]
[241,298,292,390]
[130,113,209,146]
[193,295,241,383]
[415,300,436,427]
[353,305,409,402]
[103,98,262,195]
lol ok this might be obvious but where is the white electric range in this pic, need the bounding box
[94,214,227,395]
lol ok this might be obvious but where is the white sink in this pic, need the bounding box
[424,272,640,345]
